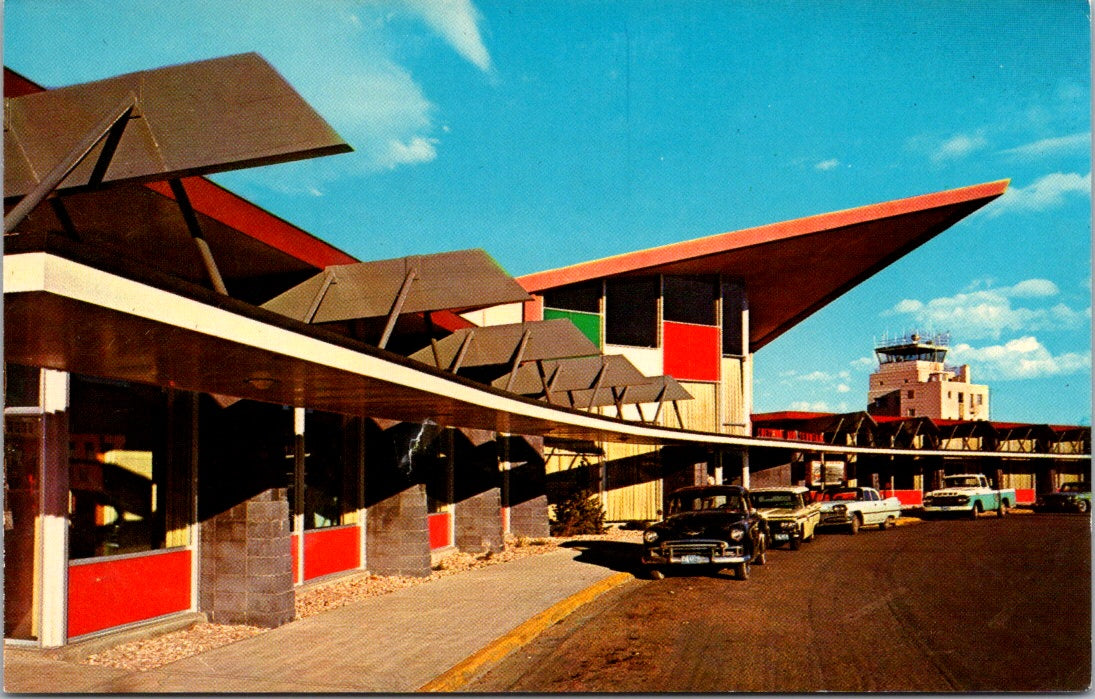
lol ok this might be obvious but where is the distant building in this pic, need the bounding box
[867,332,988,420]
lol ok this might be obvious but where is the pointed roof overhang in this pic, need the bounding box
[261,249,531,324]
[4,53,351,199]
[519,181,1009,351]
[407,318,598,372]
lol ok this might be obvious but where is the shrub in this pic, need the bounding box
[550,490,606,536]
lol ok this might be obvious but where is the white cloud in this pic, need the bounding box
[402,0,493,72]
[815,158,840,171]
[836,384,851,393]
[998,132,1091,160]
[931,133,988,163]
[988,172,1091,216]
[950,337,1091,381]
[789,401,832,412]
[884,278,1090,339]
[381,136,439,168]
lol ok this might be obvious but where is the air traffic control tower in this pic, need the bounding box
[866,332,989,420]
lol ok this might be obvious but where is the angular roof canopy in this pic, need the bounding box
[569,374,693,408]
[494,354,649,396]
[519,181,1009,351]
[261,248,531,323]
[4,52,350,199]
[408,318,597,371]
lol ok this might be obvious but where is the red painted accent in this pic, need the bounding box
[519,181,1010,292]
[67,549,191,638]
[143,178,357,269]
[291,533,300,582]
[881,489,924,507]
[662,322,720,382]
[3,68,44,97]
[303,526,360,581]
[524,295,544,322]
[1015,488,1036,505]
[428,512,452,550]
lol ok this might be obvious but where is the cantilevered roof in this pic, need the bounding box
[519,181,1009,351]
[407,319,597,371]
[261,249,531,323]
[569,374,693,408]
[4,53,350,198]
[493,354,649,397]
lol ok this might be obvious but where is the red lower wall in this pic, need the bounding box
[881,489,924,507]
[68,549,191,638]
[291,533,300,582]
[429,512,452,549]
[1014,488,1035,505]
[302,525,360,581]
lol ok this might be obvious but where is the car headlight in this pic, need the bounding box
[833,504,847,513]
[729,527,745,541]
[643,530,659,543]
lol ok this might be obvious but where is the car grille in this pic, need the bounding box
[662,540,739,557]
[928,496,969,506]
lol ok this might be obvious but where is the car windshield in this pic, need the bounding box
[944,476,982,487]
[1061,483,1089,493]
[818,489,859,502]
[752,492,797,509]
[668,492,745,515]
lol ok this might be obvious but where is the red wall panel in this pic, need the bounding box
[1014,488,1035,505]
[291,533,300,582]
[428,512,452,550]
[881,489,923,507]
[663,322,720,382]
[302,526,360,581]
[68,549,191,638]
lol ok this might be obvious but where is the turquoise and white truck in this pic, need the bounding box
[922,474,1015,518]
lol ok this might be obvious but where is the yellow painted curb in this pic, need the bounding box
[417,571,635,692]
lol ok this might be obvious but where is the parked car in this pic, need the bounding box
[816,486,902,534]
[751,486,820,550]
[641,485,767,580]
[922,473,1015,518]
[1033,482,1091,514]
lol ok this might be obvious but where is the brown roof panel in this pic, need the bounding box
[569,374,693,407]
[261,248,531,322]
[492,354,648,396]
[408,318,598,370]
[4,53,350,198]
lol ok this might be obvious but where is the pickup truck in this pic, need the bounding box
[922,474,1015,518]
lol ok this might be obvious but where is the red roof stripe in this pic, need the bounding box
[518,180,1009,292]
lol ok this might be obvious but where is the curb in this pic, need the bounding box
[417,571,635,692]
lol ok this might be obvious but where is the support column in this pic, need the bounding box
[293,408,305,585]
[38,370,70,648]
[365,484,431,576]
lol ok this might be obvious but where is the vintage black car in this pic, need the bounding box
[1033,482,1091,514]
[641,485,767,580]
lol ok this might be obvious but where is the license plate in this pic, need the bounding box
[680,554,707,564]
[774,534,789,542]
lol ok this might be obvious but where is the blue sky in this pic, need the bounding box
[5,0,1091,425]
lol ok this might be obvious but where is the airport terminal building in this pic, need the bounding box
[4,55,1088,648]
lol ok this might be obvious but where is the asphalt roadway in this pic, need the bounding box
[466,514,1091,693]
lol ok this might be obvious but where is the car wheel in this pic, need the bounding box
[880,515,895,530]
[734,561,749,581]
[649,568,665,580]
[1078,500,1090,514]
[970,502,982,519]
[849,515,861,535]
[997,502,1009,518]
[789,535,801,550]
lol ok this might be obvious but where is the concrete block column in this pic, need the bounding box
[454,487,504,553]
[365,484,431,576]
[508,494,550,539]
[200,487,293,628]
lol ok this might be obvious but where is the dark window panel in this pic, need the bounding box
[722,281,746,356]
[543,281,602,314]
[663,275,718,325]
[605,276,659,347]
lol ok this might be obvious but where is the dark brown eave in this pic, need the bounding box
[4,53,351,200]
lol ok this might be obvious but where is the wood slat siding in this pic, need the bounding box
[720,357,750,436]
[664,381,718,432]
[601,441,662,522]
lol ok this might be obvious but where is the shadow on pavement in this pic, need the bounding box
[560,540,645,575]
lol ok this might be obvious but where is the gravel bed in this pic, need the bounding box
[78,531,641,673]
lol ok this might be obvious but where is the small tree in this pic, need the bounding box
[550,489,605,536]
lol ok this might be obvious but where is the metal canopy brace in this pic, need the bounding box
[5,93,137,233]
[504,329,533,393]
[379,268,418,349]
[169,178,229,296]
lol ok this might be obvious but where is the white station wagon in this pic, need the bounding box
[816,486,902,534]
